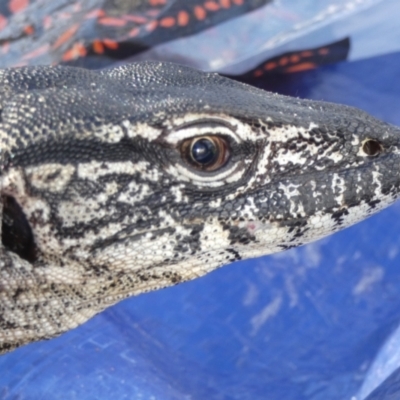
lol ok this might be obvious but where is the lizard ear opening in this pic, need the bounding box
[1,195,37,263]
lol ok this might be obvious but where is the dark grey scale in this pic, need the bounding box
[227,225,256,246]
[331,208,350,226]
[225,248,242,261]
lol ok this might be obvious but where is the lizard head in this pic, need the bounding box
[1,61,400,352]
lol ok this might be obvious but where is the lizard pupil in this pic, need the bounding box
[191,138,217,165]
[181,135,230,171]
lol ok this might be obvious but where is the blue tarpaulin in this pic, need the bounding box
[2,2,400,399]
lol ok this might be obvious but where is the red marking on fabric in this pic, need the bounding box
[290,54,300,63]
[98,17,126,27]
[52,24,79,49]
[219,0,231,8]
[300,50,312,57]
[43,15,52,29]
[159,17,175,28]
[62,42,86,61]
[253,69,263,77]
[285,62,316,73]
[85,9,106,19]
[204,1,220,11]
[9,0,29,13]
[22,44,50,60]
[278,56,288,66]
[149,0,166,5]
[0,14,7,31]
[318,48,329,55]
[93,40,104,54]
[232,0,243,4]
[123,15,148,24]
[146,9,161,17]
[177,10,189,26]
[23,24,34,35]
[194,5,206,20]
[103,39,118,49]
[77,43,87,57]
[128,27,140,37]
[145,20,158,32]
[264,62,276,71]
[1,41,10,54]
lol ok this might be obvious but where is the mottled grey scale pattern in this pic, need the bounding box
[1,61,400,354]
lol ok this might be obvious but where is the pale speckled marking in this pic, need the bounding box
[164,114,253,144]
[331,173,346,206]
[268,123,318,142]
[58,197,108,227]
[118,182,151,204]
[165,162,244,187]
[77,160,159,181]
[91,124,125,143]
[26,164,75,192]
[279,183,306,217]
[122,120,162,141]
[169,184,188,203]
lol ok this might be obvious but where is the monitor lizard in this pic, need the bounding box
[1,61,399,354]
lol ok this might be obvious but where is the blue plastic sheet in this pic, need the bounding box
[2,49,400,399]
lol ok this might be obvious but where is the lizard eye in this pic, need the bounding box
[181,136,230,171]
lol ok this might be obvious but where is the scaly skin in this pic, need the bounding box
[1,61,399,353]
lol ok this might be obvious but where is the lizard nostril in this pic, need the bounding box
[1,195,37,263]
[362,139,382,156]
